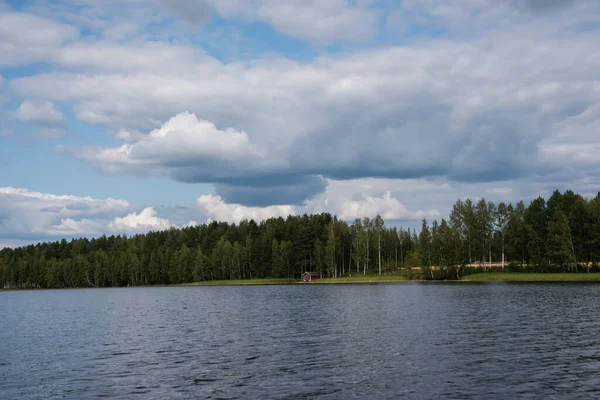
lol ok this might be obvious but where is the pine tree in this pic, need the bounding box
[547,209,575,270]
[271,239,283,278]
[193,248,205,282]
[419,219,433,279]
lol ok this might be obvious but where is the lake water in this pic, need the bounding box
[1,283,600,399]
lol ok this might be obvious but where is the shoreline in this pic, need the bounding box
[4,273,600,291]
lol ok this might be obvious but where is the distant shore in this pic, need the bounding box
[183,272,600,286]
[5,273,600,291]
[183,275,409,286]
[461,272,600,282]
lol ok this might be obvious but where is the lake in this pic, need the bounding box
[1,283,600,399]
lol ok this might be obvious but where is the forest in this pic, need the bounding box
[2,190,600,289]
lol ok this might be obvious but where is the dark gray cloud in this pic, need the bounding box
[66,203,91,211]
[515,0,579,12]
[214,176,326,207]
[40,205,63,213]
[159,0,212,24]
[8,0,600,210]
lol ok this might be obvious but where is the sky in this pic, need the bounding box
[1,0,600,248]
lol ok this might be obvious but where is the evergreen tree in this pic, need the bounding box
[547,209,575,270]
[419,219,433,279]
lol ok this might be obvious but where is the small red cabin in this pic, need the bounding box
[302,272,320,282]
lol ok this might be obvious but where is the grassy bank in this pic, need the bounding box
[184,278,296,286]
[462,272,600,282]
[184,275,408,286]
[312,275,407,283]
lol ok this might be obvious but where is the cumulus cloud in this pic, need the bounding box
[45,218,103,236]
[213,176,326,207]
[3,0,600,230]
[197,194,295,224]
[487,187,513,197]
[16,100,67,138]
[17,100,66,125]
[77,111,274,182]
[196,179,443,224]
[328,191,439,221]
[156,0,379,43]
[108,207,173,234]
[159,0,212,24]
[0,187,130,240]
[21,21,597,205]
[304,179,443,221]
[0,11,77,66]
[514,0,583,12]
[0,186,182,242]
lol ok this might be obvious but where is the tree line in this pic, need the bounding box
[1,190,600,288]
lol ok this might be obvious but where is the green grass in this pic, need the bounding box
[184,278,296,286]
[312,274,407,283]
[462,272,600,282]
[183,275,408,286]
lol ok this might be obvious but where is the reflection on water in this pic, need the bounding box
[1,283,600,399]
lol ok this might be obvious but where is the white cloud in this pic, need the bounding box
[333,191,439,221]
[0,11,77,66]
[77,111,272,181]
[0,187,130,240]
[159,0,379,43]
[197,194,295,224]
[236,0,380,44]
[15,100,67,138]
[108,207,173,234]
[304,179,443,221]
[115,128,146,142]
[196,179,443,224]
[21,22,600,200]
[11,21,600,200]
[44,218,103,236]
[3,0,600,229]
[487,187,513,197]
[17,101,65,124]
[0,186,195,242]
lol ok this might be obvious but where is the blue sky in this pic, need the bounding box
[1,0,600,247]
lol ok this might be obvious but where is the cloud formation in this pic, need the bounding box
[29,22,598,204]
[2,0,600,247]
[0,187,184,243]
[15,100,67,138]
[158,0,379,43]
[0,187,129,240]
[17,101,65,125]
[78,111,270,181]
[197,194,295,224]
[196,179,442,224]
[0,11,76,66]
[108,207,173,234]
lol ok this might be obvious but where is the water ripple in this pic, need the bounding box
[2,284,600,399]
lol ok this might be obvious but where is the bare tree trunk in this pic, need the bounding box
[395,239,398,270]
[501,235,505,269]
[378,232,382,275]
[342,245,345,277]
[468,232,472,264]
[569,230,577,272]
[367,239,370,272]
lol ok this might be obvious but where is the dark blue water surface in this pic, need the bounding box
[1,283,600,399]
